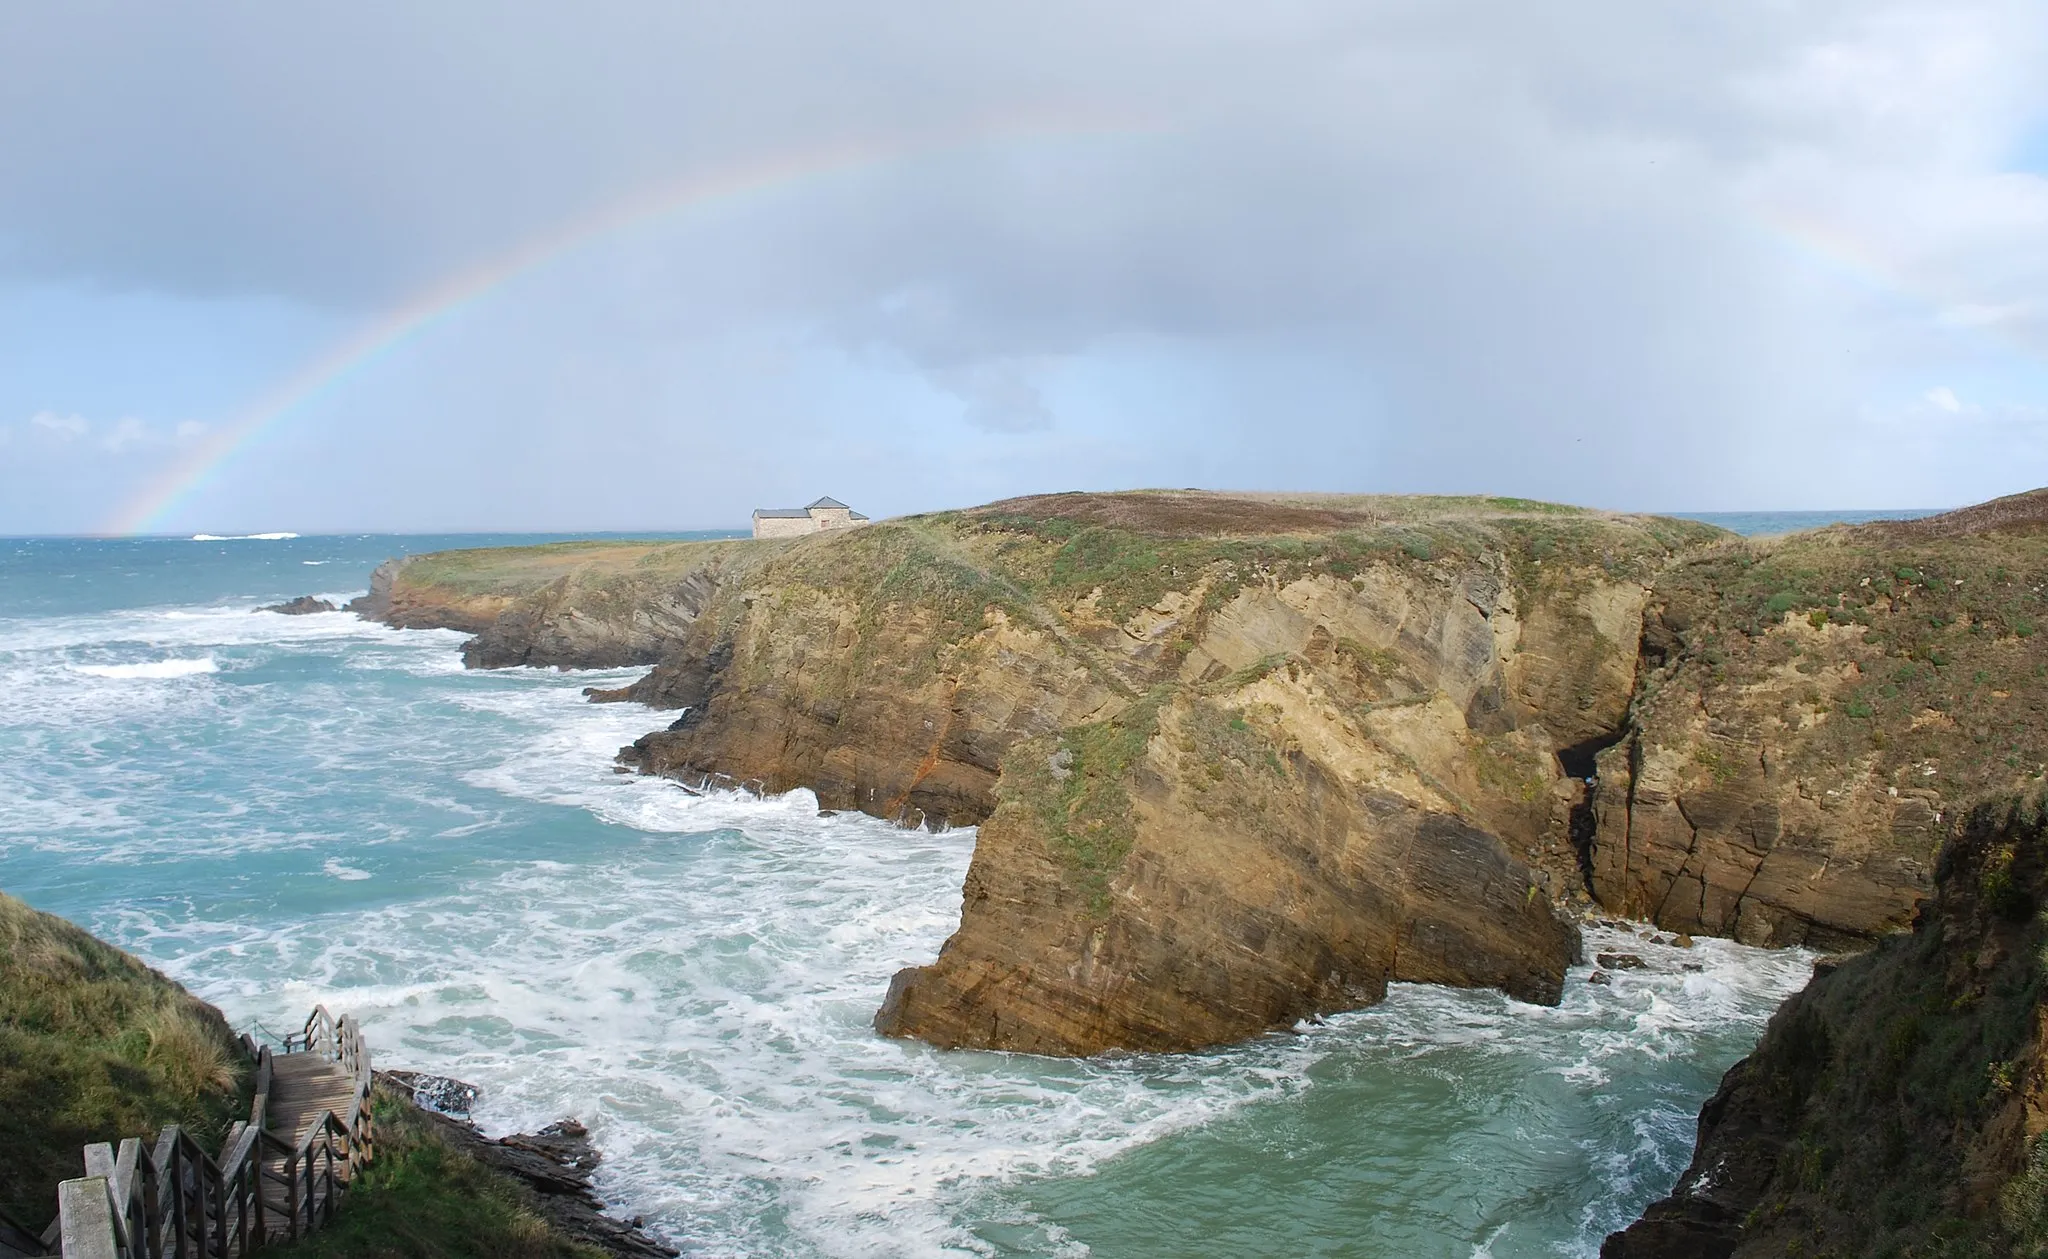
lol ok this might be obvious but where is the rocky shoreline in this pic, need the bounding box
[381,1071,678,1259]
[335,485,2048,1242]
[1602,795,2048,1257]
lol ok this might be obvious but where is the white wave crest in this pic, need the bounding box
[73,657,219,679]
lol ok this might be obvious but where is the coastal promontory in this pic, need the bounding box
[357,488,2048,1060]
[359,491,1723,1052]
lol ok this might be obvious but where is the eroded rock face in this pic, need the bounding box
[363,492,1713,1054]
[618,593,1118,828]
[874,691,1581,1054]
[1587,506,2048,950]
[348,544,748,669]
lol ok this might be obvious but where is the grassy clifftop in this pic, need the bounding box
[1591,488,2048,948]
[1646,510,2048,808]
[378,489,1725,618]
[392,539,747,600]
[0,892,250,1231]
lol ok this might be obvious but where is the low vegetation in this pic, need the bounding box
[999,688,1172,914]
[266,1088,607,1259]
[1639,795,2048,1257]
[935,490,1723,625]
[395,540,740,600]
[1641,521,2048,812]
[0,892,250,1232]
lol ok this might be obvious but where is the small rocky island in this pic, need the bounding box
[350,485,2048,1252]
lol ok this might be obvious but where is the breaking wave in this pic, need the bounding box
[72,656,219,679]
[1,540,1815,1258]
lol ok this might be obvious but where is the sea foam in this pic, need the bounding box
[4,584,1814,1258]
[72,657,219,679]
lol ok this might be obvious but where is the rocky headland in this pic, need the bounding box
[356,491,1728,1052]
[356,489,2048,1036]
[356,485,2048,1239]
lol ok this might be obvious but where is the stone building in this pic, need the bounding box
[751,496,872,539]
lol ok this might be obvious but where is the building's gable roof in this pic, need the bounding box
[806,496,850,510]
[849,511,870,521]
[752,507,811,519]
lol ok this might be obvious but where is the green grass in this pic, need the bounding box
[1000,688,1172,914]
[265,1089,607,1259]
[0,892,251,1231]
[396,539,745,600]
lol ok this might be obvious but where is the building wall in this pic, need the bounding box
[753,515,817,539]
[810,507,855,530]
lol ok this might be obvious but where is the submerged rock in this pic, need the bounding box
[260,595,336,615]
[381,1069,478,1117]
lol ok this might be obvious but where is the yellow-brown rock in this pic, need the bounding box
[360,491,1727,1054]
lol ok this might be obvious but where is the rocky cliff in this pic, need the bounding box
[349,540,752,669]
[359,489,2048,1055]
[361,491,1726,1053]
[1602,793,2048,1259]
[1588,489,2048,951]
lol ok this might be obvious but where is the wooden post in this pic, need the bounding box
[285,1150,301,1241]
[56,1178,118,1259]
[158,1131,186,1259]
[140,1138,163,1259]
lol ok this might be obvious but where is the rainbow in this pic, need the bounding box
[108,114,1151,534]
[1754,201,2044,359]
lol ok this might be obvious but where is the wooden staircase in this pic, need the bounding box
[36,1006,374,1259]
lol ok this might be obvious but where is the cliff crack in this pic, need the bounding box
[1651,795,1704,926]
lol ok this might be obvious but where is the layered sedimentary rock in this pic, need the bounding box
[1604,794,2048,1258]
[363,491,1725,1053]
[349,542,749,669]
[1587,490,2048,950]
[872,687,1581,1053]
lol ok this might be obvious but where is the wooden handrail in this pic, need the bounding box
[54,1006,374,1258]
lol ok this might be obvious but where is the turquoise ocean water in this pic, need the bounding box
[0,515,1913,1256]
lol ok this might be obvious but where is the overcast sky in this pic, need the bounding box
[2,1,2045,534]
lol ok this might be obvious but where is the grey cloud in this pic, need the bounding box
[932,360,1054,433]
[2,0,2044,528]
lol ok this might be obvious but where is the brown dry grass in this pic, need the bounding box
[962,490,1386,537]
[1857,486,2048,543]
